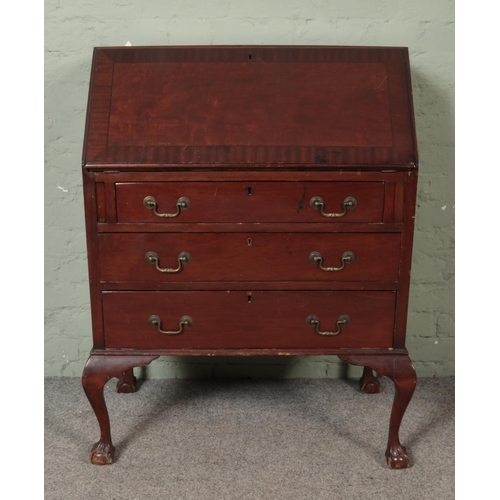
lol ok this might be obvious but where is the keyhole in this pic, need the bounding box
[247,294,252,303]
[247,238,252,246]
[247,187,252,195]
[248,53,252,60]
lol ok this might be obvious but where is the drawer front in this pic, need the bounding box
[115,182,384,223]
[99,233,401,282]
[103,291,396,349]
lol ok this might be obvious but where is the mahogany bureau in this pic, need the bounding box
[81,46,419,469]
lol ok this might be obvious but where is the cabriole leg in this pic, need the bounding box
[339,354,417,469]
[82,354,158,465]
[384,357,417,469]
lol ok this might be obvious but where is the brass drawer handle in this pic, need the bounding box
[145,251,191,273]
[310,196,357,218]
[306,314,350,336]
[143,196,190,218]
[148,315,193,335]
[309,251,355,272]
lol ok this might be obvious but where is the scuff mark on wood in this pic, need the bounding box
[373,74,388,90]
[314,154,327,164]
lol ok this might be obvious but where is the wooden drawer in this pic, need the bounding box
[99,232,401,282]
[115,182,385,223]
[102,291,396,349]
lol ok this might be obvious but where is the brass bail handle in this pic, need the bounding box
[148,315,193,335]
[143,196,190,218]
[306,314,350,336]
[309,251,355,272]
[310,196,357,218]
[145,251,191,273]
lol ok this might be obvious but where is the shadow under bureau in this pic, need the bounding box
[81,46,419,469]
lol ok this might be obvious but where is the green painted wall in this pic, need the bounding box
[45,0,454,378]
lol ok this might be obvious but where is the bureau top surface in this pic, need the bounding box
[83,46,418,169]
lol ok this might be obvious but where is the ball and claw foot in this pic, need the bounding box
[89,439,115,465]
[359,367,382,394]
[116,369,137,393]
[386,443,411,469]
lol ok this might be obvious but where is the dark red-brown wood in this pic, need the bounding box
[81,45,419,468]
[83,46,417,167]
[115,181,384,224]
[96,182,106,222]
[338,354,417,469]
[82,170,105,350]
[109,62,392,148]
[98,222,404,234]
[91,347,409,357]
[82,354,158,464]
[116,368,136,393]
[394,169,418,349]
[102,291,396,349]
[99,280,399,292]
[359,366,382,394]
[94,171,409,182]
[99,232,401,283]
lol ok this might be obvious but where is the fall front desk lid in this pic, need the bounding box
[83,46,417,169]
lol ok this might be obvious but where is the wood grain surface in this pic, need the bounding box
[115,181,384,223]
[98,232,401,282]
[83,46,417,167]
[81,45,420,468]
[102,291,396,349]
